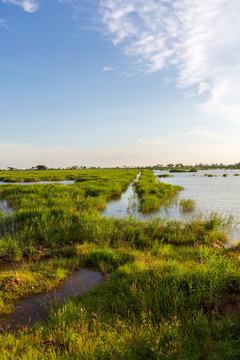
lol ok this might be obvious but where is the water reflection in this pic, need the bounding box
[0,200,13,213]
[101,170,240,242]
[1,269,105,333]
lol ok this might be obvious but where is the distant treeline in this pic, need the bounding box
[1,162,240,172]
[148,162,240,170]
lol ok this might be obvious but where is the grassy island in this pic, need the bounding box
[135,170,183,211]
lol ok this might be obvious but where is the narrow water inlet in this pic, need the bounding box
[0,200,13,213]
[0,269,105,333]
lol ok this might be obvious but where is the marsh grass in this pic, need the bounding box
[0,169,239,359]
[135,170,183,212]
[180,198,196,212]
[0,243,238,359]
[158,174,173,178]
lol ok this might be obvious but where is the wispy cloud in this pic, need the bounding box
[1,0,39,13]
[177,129,240,140]
[136,139,169,145]
[99,0,240,122]
[0,19,10,29]
[101,65,114,72]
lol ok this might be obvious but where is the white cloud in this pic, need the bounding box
[99,0,240,122]
[0,19,9,29]
[1,0,39,13]
[101,65,114,72]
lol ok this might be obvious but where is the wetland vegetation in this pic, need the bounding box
[180,198,196,212]
[0,168,239,359]
[135,170,183,212]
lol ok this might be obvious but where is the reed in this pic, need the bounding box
[0,169,238,359]
[135,170,183,212]
[180,198,196,212]
[0,242,238,360]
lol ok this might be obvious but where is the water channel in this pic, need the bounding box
[0,181,74,186]
[1,171,239,331]
[1,171,240,241]
[0,269,105,332]
[101,170,240,243]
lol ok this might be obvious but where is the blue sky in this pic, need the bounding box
[1,0,240,168]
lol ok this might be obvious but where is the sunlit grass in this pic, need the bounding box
[0,169,239,359]
[135,170,183,212]
[180,198,196,212]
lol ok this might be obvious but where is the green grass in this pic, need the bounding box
[0,169,137,183]
[158,174,173,178]
[0,169,239,359]
[0,244,239,359]
[135,170,183,212]
[180,198,196,212]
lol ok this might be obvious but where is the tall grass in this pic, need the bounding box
[180,198,196,212]
[0,169,238,359]
[135,170,183,211]
[0,242,238,359]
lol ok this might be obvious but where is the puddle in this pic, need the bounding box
[1,269,105,333]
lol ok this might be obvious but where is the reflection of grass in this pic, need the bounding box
[180,198,196,212]
[127,194,138,212]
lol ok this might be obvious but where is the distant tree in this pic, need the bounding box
[35,165,48,170]
[67,165,79,170]
[167,164,174,167]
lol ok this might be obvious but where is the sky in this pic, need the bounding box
[1,0,240,168]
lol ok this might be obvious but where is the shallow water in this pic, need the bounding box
[101,170,240,243]
[155,170,240,219]
[0,200,12,213]
[0,180,74,185]
[1,269,104,332]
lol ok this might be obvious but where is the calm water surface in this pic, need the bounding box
[101,170,240,243]
[1,269,105,332]
[0,200,12,213]
[0,180,74,185]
